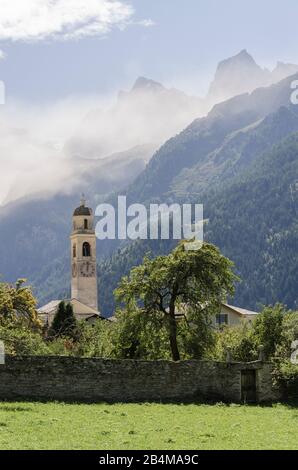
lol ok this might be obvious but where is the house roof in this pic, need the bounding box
[38,299,106,320]
[38,300,61,315]
[222,303,259,317]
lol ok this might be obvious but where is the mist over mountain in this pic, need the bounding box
[122,72,298,206]
[1,49,296,206]
[64,77,204,160]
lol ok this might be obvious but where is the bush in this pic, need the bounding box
[273,361,298,401]
[252,304,285,359]
[212,322,258,362]
[0,279,41,327]
[72,320,112,358]
[275,311,298,358]
[0,324,51,356]
[0,321,81,357]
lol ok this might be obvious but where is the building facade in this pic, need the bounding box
[70,196,98,311]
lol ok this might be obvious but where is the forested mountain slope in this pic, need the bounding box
[96,111,298,314]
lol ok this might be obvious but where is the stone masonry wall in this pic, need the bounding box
[0,356,279,403]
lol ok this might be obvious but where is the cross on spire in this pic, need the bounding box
[80,193,86,207]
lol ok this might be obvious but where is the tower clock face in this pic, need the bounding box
[72,263,77,278]
[79,261,96,278]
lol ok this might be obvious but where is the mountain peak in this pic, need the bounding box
[238,48,253,58]
[132,76,164,92]
[207,50,267,103]
[217,49,258,71]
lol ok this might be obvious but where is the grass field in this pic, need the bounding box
[0,401,297,450]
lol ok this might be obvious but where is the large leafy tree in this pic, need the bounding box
[115,241,238,361]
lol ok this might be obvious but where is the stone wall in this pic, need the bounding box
[0,356,280,403]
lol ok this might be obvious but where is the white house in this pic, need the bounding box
[214,303,259,327]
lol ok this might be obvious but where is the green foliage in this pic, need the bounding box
[277,311,298,357]
[108,308,171,360]
[212,322,258,362]
[0,323,51,356]
[0,318,112,358]
[107,305,217,361]
[177,306,216,360]
[115,241,238,361]
[73,320,112,358]
[0,279,40,327]
[273,361,298,400]
[252,304,285,359]
[271,311,298,399]
[49,301,77,339]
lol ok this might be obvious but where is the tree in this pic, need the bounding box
[115,241,238,361]
[109,307,171,360]
[0,279,40,327]
[49,301,77,338]
[252,304,285,359]
[213,322,258,362]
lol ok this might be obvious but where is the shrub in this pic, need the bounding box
[0,324,51,356]
[273,361,298,401]
[252,304,285,359]
[72,320,112,358]
[212,322,257,362]
[0,279,41,328]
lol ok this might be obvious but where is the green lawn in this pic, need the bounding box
[0,401,297,450]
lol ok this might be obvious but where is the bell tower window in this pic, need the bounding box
[82,242,91,257]
[84,219,88,230]
[73,244,76,258]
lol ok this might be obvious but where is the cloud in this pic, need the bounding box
[137,19,156,28]
[0,49,6,60]
[0,0,149,42]
[0,79,206,205]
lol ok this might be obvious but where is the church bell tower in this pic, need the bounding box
[71,196,98,310]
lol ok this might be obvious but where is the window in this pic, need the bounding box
[216,314,228,326]
[84,219,88,230]
[73,244,76,258]
[82,242,91,257]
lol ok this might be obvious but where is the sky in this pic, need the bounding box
[0,0,298,206]
[0,0,298,103]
